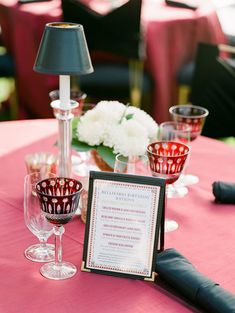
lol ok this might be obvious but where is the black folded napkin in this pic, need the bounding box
[212,181,235,204]
[18,0,51,3]
[156,248,235,313]
[165,0,199,10]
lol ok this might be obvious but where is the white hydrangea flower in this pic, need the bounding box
[77,109,106,146]
[103,123,117,148]
[75,100,158,157]
[95,100,126,124]
[112,119,149,157]
[126,106,158,141]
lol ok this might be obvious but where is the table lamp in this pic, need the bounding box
[34,22,93,177]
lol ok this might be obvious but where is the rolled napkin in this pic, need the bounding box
[156,248,235,313]
[212,181,235,204]
[19,0,51,3]
[165,0,199,10]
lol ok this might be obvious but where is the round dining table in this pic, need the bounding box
[0,118,234,313]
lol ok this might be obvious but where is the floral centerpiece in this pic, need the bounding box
[72,100,158,169]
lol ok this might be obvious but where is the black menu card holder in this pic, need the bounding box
[82,171,165,281]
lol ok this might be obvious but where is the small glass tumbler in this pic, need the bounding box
[49,89,87,117]
[114,154,150,176]
[25,152,57,177]
[169,104,209,141]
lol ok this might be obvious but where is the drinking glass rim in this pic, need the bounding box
[25,152,57,163]
[115,154,149,164]
[169,104,209,118]
[35,177,83,198]
[159,121,191,132]
[147,141,190,157]
[49,89,87,100]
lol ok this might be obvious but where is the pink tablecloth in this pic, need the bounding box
[0,0,226,121]
[0,119,235,313]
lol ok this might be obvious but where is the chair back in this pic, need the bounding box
[61,0,144,60]
[190,43,235,138]
[61,0,149,109]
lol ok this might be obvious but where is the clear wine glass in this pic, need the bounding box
[24,172,55,262]
[169,104,209,186]
[114,154,151,176]
[158,121,191,198]
[147,141,190,232]
[36,177,83,280]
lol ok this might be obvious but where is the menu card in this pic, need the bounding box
[82,171,165,281]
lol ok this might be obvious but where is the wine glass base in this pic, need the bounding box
[72,154,98,176]
[179,174,199,186]
[167,185,188,198]
[24,243,54,263]
[165,219,178,232]
[40,261,77,280]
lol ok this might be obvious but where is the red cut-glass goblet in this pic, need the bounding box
[147,141,190,232]
[169,104,209,185]
[36,177,83,280]
[158,121,191,198]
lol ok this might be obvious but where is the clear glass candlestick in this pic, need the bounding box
[51,97,78,178]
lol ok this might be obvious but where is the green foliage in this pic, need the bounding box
[72,116,80,138]
[71,138,95,152]
[125,113,134,120]
[97,145,116,169]
[219,137,235,148]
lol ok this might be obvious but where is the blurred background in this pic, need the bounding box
[0,0,234,143]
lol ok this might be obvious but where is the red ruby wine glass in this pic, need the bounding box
[36,177,83,280]
[169,104,209,186]
[158,121,191,198]
[147,141,190,232]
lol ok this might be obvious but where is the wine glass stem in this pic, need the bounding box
[54,225,65,265]
[38,238,47,248]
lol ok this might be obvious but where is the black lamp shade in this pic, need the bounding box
[34,22,93,75]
